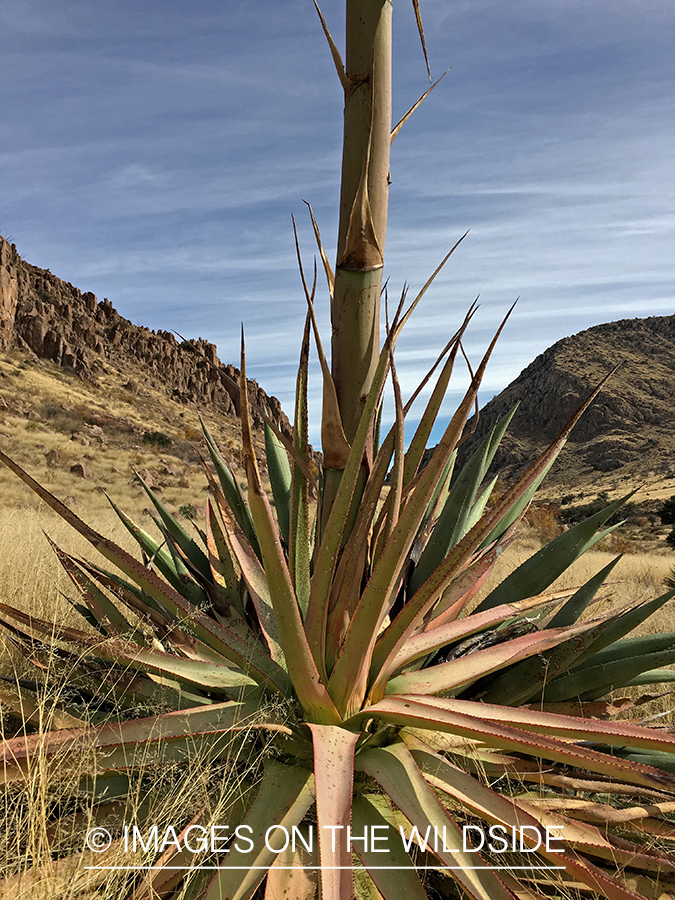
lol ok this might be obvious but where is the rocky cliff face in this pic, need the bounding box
[0,236,289,434]
[454,314,675,493]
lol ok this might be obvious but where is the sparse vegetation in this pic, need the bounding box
[659,494,675,525]
[142,429,172,449]
[178,503,197,521]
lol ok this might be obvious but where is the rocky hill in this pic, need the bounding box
[0,236,302,533]
[0,236,289,435]
[456,315,675,505]
[3,235,675,514]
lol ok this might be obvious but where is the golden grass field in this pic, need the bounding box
[2,349,675,897]
[1,503,674,898]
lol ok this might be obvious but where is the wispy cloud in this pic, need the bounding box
[1,0,673,442]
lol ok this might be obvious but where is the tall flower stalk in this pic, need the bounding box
[331,0,392,444]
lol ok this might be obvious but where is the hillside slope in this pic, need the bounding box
[458,315,675,505]
[0,236,288,433]
[0,236,292,522]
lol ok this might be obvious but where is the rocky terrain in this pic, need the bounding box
[0,236,289,435]
[3,234,675,519]
[0,236,299,525]
[456,315,675,507]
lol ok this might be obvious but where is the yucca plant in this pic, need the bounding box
[2,3,675,899]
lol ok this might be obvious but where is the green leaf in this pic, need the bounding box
[462,474,499,534]
[408,406,518,597]
[623,668,675,686]
[1,700,283,785]
[473,493,635,614]
[50,541,139,639]
[366,375,614,697]
[264,822,319,900]
[203,760,315,900]
[216,497,286,667]
[577,631,675,669]
[85,638,259,695]
[0,680,85,729]
[329,312,510,716]
[205,497,246,617]
[265,421,292,546]
[545,556,622,629]
[134,470,212,583]
[387,596,550,673]
[401,694,675,755]
[384,620,597,697]
[475,613,628,706]
[401,329,464,488]
[404,733,669,896]
[541,641,675,703]
[351,794,427,900]
[239,334,339,723]
[304,319,398,670]
[289,313,312,617]
[308,725,360,900]
[351,696,675,792]
[609,749,675,774]
[201,418,260,557]
[107,494,212,609]
[356,739,516,900]
[578,589,675,659]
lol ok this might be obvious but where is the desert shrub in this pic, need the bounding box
[560,490,635,526]
[178,503,197,520]
[40,401,86,433]
[526,501,563,542]
[666,527,675,548]
[142,430,172,449]
[169,437,202,463]
[658,495,675,525]
[181,424,202,443]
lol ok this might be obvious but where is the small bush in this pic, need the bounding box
[143,430,172,450]
[526,502,563,542]
[178,503,197,521]
[658,495,675,526]
[181,425,202,443]
[666,528,675,548]
[560,491,634,526]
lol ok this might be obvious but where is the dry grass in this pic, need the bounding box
[1,690,271,899]
[0,504,278,897]
[2,352,675,893]
[0,350,277,894]
[0,348,254,526]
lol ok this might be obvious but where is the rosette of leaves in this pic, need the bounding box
[2,296,675,900]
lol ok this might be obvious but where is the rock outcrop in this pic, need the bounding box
[453,314,675,491]
[0,236,289,434]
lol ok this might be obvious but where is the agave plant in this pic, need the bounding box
[2,2,675,899]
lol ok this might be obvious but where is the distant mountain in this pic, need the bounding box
[0,235,289,435]
[455,314,675,502]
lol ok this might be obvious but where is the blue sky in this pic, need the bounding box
[2,0,674,439]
